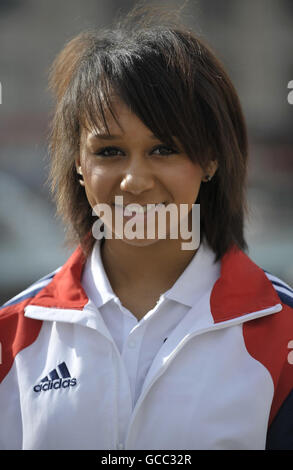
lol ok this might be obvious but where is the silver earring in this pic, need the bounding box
[203,174,212,182]
[76,167,85,186]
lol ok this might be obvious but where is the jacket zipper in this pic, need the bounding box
[124,302,282,447]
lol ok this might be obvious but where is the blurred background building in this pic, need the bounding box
[0,0,292,303]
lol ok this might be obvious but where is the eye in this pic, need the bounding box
[151,145,178,156]
[94,146,124,157]
[93,144,178,158]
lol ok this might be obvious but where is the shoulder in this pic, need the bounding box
[263,270,293,309]
[0,268,61,384]
[1,268,61,311]
[1,245,88,321]
[263,271,293,449]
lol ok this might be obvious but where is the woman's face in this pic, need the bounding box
[76,98,217,247]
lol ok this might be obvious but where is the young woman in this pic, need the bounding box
[0,7,292,450]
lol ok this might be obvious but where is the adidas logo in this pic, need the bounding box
[33,362,77,393]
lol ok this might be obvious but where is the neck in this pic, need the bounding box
[100,237,199,292]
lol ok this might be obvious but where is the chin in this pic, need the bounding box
[115,235,163,248]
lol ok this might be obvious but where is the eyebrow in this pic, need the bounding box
[91,133,159,140]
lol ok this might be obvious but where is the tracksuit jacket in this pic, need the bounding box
[0,243,293,450]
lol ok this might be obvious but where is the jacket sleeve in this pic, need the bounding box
[0,302,43,449]
[0,366,23,449]
[264,274,293,450]
[266,388,293,449]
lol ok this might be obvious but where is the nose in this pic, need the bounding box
[120,161,155,196]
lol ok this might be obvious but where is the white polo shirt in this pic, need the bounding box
[81,238,221,407]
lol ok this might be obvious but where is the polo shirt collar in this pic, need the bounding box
[25,238,282,325]
[163,237,220,307]
[86,237,220,310]
[82,240,118,309]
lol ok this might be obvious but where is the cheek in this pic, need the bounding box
[169,164,203,204]
[83,166,114,207]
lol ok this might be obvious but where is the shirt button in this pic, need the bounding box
[128,339,136,348]
[118,443,124,450]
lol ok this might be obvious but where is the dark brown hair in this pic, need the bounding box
[48,4,249,262]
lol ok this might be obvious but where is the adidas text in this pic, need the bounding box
[33,378,77,393]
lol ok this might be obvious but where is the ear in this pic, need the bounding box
[206,160,218,178]
[201,160,219,183]
[75,155,85,187]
